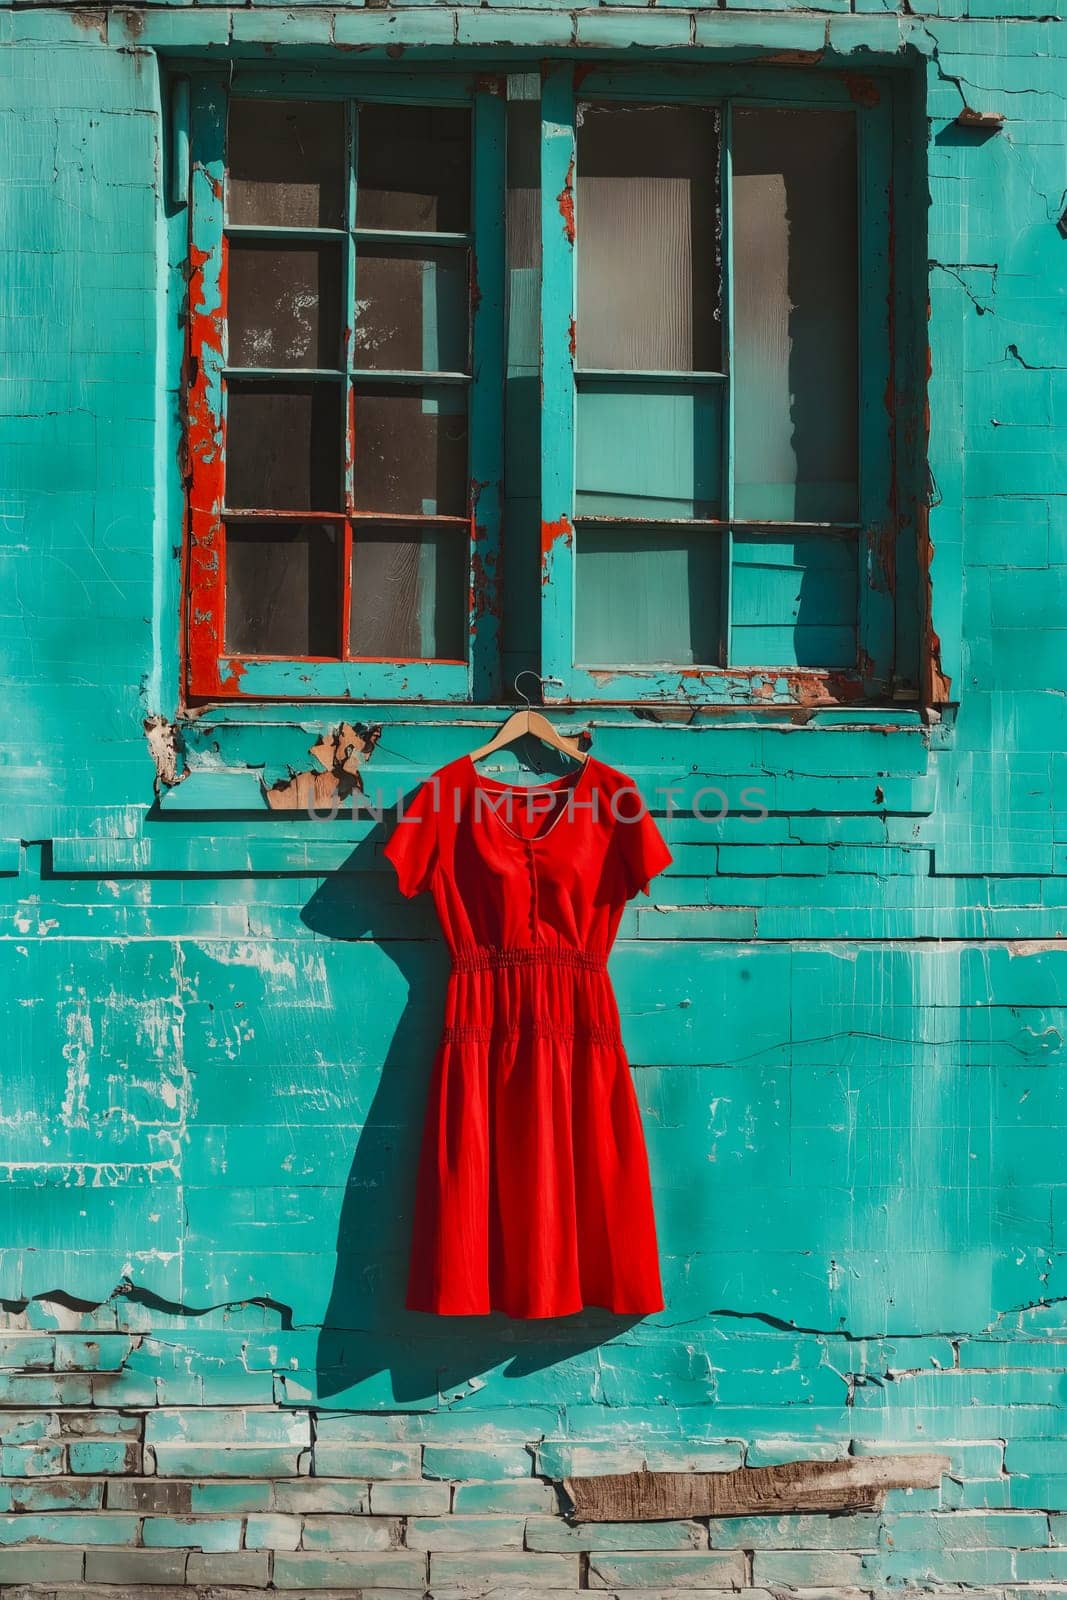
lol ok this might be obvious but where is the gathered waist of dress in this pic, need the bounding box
[449,944,608,974]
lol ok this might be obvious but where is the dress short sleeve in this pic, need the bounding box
[614,787,673,900]
[383,778,439,899]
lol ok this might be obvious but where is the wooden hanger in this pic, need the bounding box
[466,673,588,767]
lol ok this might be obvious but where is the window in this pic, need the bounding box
[185,77,504,701]
[183,68,903,706]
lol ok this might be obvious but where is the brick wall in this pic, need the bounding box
[8,1382,1067,1592]
[2,0,1066,1592]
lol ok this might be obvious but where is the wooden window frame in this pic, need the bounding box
[539,64,898,708]
[184,72,506,703]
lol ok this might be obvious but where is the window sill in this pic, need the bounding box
[159,701,946,820]
[179,699,934,731]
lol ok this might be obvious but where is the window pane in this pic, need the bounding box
[730,531,857,668]
[356,105,471,233]
[350,528,466,660]
[576,527,722,666]
[225,522,339,656]
[353,384,468,516]
[226,382,342,511]
[228,241,342,370]
[507,96,541,274]
[227,99,345,229]
[354,245,469,373]
[576,105,720,372]
[732,109,858,522]
[576,382,721,518]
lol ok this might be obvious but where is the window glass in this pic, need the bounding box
[731,108,858,522]
[228,241,343,369]
[227,99,346,228]
[225,523,340,656]
[356,105,471,233]
[354,246,470,373]
[350,529,467,659]
[225,383,343,512]
[576,104,720,372]
[352,385,469,517]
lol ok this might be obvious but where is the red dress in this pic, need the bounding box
[383,753,672,1319]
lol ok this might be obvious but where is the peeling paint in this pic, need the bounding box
[263,722,381,811]
[185,208,229,700]
[540,514,573,586]
[844,72,881,108]
[143,717,187,792]
[557,155,575,245]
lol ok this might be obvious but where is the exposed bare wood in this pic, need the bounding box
[562,1453,951,1522]
[264,722,381,811]
[144,716,187,791]
[955,106,1005,131]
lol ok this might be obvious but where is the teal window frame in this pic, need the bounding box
[181,64,905,710]
[539,64,898,708]
[184,71,505,703]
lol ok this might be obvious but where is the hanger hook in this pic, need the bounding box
[513,670,554,708]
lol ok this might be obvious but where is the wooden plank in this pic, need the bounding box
[562,1453,951,1522]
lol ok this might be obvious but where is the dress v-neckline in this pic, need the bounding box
[465,753,595,846]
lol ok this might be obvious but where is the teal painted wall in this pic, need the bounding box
[1,3,1066,1591]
